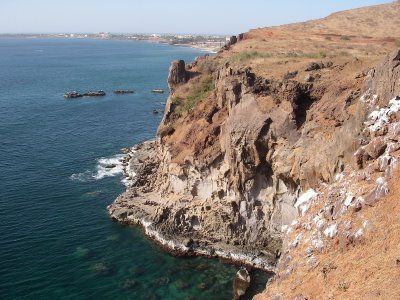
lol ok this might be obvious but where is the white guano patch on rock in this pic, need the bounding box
[344,192,354,207]
[323,224,338,239]
[311,238,324,250]
[365,97,400,133]
[295,189,318,216]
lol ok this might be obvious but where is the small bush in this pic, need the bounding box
[285,51,327,59]
[340,35,351,41]
[337,281,350,292]
[171,96,183,106]
[183,76,213,111]
[396,39,400,48]
[172,76,214,116]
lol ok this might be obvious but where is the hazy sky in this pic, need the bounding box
[0,0,393,34]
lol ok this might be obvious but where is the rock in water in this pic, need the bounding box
[232,268,251,300]
[113,90,134,94]
[83,90,106,97]
[64,91,83,99]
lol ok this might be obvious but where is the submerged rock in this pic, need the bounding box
[91,262,113,276]
[74,246,91,259]
[122,279,138,289]
[232,268,251,300]
[174,279,190,290]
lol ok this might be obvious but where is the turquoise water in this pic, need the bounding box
[0,38,237,299]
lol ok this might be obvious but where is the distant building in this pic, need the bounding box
[98,32,110,39]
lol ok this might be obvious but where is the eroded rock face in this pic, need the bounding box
[366,49,400,106]
[109,56,370,268]
[109,47,400,272]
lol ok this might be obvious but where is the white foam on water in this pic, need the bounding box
[94,154,126,180]
[70,153,134,184]
[69,170,93,182]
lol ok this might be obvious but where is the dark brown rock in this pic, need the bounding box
[229,35,238,45]
[305,62,324,71]
[167,60,189,92]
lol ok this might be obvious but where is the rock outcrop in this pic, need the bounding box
[257,49,400,299]
[107,2,400,297]
[109,47,399,269]
[167,60,189,92]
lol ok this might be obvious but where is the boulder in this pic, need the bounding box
[305,62,324,71]
[364,137,387,159]
[229,35,238,45]
[365,177,389,206]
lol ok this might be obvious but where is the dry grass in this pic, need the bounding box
[222,2,400,77]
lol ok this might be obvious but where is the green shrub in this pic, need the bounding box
[183,76,214,111]
[396,39,400,48]
[337,282,350,292]
[171,96,183,106]
[318,51,327,58]
[340,35,351,41]
[172,76,214,115]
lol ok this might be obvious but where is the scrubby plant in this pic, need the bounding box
[285,51,327,59]
[171,76,214,117]
[183,76,213,111]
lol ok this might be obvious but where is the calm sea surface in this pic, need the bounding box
[0,38,238,299]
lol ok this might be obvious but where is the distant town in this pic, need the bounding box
[0,32,230,52]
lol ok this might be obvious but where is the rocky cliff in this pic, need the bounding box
[108,2,400,298]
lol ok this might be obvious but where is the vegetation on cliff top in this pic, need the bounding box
[172,76,214,115]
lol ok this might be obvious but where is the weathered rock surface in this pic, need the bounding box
[107,2,400,297]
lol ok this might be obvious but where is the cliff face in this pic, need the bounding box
[258,49,400,299]
[108,1,400,297]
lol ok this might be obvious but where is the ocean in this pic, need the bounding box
[0,38,238,299]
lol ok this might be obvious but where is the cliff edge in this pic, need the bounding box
[108,2,400,298]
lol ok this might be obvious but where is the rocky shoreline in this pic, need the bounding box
[108,141,277,272]
[106,3,400,296]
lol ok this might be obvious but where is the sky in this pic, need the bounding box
[0,0,393,35]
